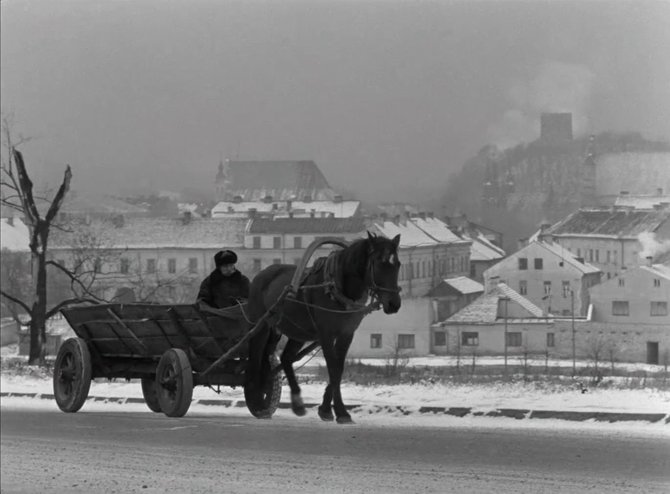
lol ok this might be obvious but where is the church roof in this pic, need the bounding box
[217,160,335,202]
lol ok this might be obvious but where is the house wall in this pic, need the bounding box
[399,243,470,298]
[552,236,662,280]
[589,267,670,325]
[439,318,669,364]
[484,242,599,316]
[349,297,432,358]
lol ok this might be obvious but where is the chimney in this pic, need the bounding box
[263,195,273,204]
[427,211,434,219]
[393,214,401,225]
[248,208,257,218]
[181,211,192,225]
[487,275,500,294]
[418,212,426,220]
[646,256,653,267]
[233,195,243,204]
[334,194,343,203]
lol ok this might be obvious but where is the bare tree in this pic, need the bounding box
[585,333,608,384]
[1,120,75,363]
[384,334,410,377]
[0,249,31,323]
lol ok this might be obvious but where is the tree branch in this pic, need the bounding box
[0,289,32,315]
[44,165,72,225]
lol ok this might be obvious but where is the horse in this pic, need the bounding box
[245,232,402,424]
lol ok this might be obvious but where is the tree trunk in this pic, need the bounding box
[28,243,48,365]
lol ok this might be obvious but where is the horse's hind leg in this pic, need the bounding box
[281,338,306,416]
[320,331,355,424]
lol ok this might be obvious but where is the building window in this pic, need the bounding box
[653,278,661,287]
[595,249,599,262]
[618,278,625,287]
[461,332,478,346]
[651,301,668,316]
[434,331,446,346]
[577,248,581,258]
[370,334,382,348]
[273,258,281,264]
[293,236,302,249]
[146,258,156,274]
[93,258,102,274]
[606,250,611,263]
[588,249,594,262]
[273,236,281,249]
[397,334,415,349]
[167,286,176,299]
[253,236,261,249]
[253,259,262,272]
[612,300,629,316]
[120,258,130,274]
[518,258,528,270]
[519,280,527,295]
[562,281,570,297]
[189,258,198,274]
[534,258,543,270]
[544,281,552,295]
[168,258,177,274]
[547,332,555,347]
[506,332,522,347]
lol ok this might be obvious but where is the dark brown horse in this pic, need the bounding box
[245,232,402,424]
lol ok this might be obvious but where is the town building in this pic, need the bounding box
[587,261,669,364]
[483,240,601,317]
[214,159,336,202]
[546,206,670,280]
[243,216,368,276]
[211,195,360,219]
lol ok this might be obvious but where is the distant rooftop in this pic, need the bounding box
[247,216,367,235]
[549,208,670,238]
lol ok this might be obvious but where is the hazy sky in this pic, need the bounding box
[2,0,669,202]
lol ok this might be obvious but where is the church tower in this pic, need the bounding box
[215,158,230,200]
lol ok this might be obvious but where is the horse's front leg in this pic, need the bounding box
[281,338,307,416]
[320,331,355,424]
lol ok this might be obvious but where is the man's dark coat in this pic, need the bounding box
[196,269,250,308]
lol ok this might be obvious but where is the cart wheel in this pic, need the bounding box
[141,377,162,413]
[156,349,193,417]
[244,354,282,419]
[53,337,93,413]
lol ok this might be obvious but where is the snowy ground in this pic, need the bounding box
[0,348,670,429]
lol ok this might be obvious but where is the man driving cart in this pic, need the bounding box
[196,249,250,310]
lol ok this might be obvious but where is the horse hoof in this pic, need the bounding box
[292,405,307,417]
[336,416,354,425]
[318,407,334,422]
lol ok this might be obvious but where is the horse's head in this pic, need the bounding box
[366,232,402,314]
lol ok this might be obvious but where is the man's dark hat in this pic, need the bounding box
[214,250,237,266]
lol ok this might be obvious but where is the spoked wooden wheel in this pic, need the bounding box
[244,354,282,419]
[156,349,193,417]
[53,338,93,413]
[141,377,162,413]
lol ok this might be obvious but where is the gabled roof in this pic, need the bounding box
[37,192,149,216]
[642,264,670,281]
[537,241,601,274]
[549,208,670,238]
[442,283,545,324]
[441,276,484,295]
[0,217,30,252]
[218,160,335,201]
[247,217,367,235]
[50,217,246,250]
[370,219,438,248]
[468,234,506,261]
[408,217,467,243]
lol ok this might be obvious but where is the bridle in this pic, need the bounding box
[366,251,402,300]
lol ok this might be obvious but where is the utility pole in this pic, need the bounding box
[571,289,576,376]
[499,296,510,375]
